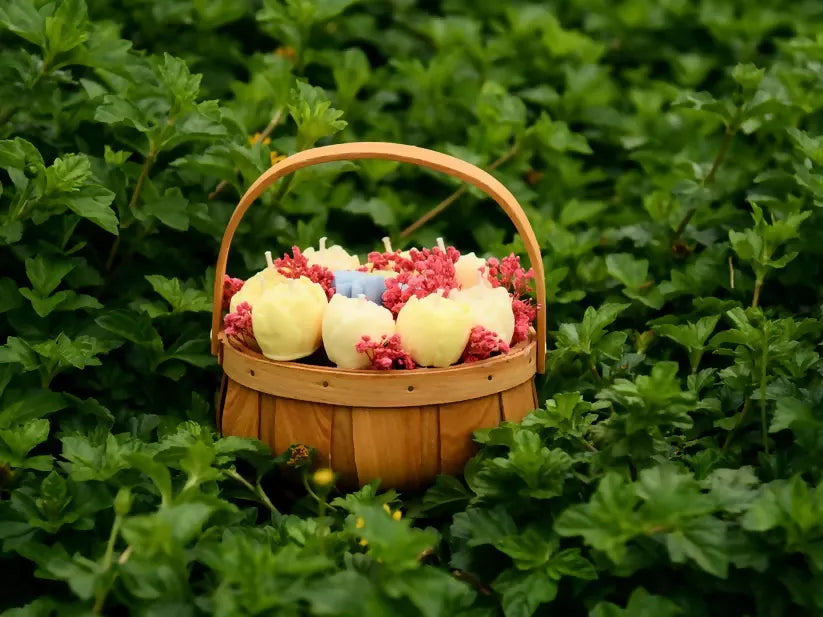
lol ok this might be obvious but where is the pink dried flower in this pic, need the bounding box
[485,254,534,296]
[367,250,416,273]
[461,326,510,363]
[511,298,538,345]
[355,334,416,370]
[222,275,245,311]
[274,246,335,299]
[224,302,259,351]
[381,247,460,315]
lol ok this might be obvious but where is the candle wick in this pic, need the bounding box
[382,236,393,253]
[265,251,273,268]
[319,236,327,251]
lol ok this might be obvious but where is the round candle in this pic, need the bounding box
[322,295,396,369]
[251,276,328,361]
[303,237,360,271]
[449,285,515,345]
[454,252,489,289]
[395,292,473,367]
[229,263,288,313]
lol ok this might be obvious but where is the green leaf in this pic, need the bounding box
[0,419,50,467]
[606,254,664,309]
[95,309,163,350]
[0,0,46,48]
[288,81,347,150]
[142,187,190,231]
[61,185,119,235]
[590,587,682,617]
[43,0,89,58]
[492,568,558,617]
[0,391,66,428]
[145,275,211,313]
[664,516,729,578]
[24,255,75,296]
[555,473,641,563]
[123,452,173,505]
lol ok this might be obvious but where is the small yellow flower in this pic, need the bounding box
[355,517,365,529]
[359,538,369,546]
[382,504,391,515]
[275,46,296,60]
[312,468,335,487]
[392,510,402,521]
[248,132,272,146]
[270,151,286,166]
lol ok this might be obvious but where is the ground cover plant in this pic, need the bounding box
[2,0,823,615]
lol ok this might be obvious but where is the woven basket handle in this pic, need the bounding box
[211,142,547,374]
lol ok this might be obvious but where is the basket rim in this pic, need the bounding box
[218,330,539,407]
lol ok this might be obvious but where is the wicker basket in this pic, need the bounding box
[211,142,547,491]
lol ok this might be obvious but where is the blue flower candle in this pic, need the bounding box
[332,271,388,305]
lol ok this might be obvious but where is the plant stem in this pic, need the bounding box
[226,469,280,515]
[760,328,769,455]
[672,120,737,243]
[93,514,123,614]
[209,107,285,200]
[105,149,156,273]
[722,398,751,450]
[398,141,520,239]
[752,277,763,308]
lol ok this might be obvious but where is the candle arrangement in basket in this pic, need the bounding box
[221,236,538,370]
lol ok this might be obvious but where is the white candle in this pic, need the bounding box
[395,292,473,367]
[251,276,328,361]
[322,295,396,369]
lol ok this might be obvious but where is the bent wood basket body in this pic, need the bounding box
[211,142,547,491]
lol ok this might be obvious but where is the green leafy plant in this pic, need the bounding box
[2,0,823,615]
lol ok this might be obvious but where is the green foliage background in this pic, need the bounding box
[2,0,823,615]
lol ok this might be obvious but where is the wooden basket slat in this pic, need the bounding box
[438,394,502,476]
[222,381,261,439]
[500,380,539,423]
[259,394,277,458]
[351,407,436,489]
[273,399,334,468]
[330,407,358,487]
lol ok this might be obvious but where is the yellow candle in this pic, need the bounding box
[396,293,473,367]
[251,276,328,361]
[449,285,514,345]
[322,295,396,369]
[454,252,489,289]
[229,253,288,312]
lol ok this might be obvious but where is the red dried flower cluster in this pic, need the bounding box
[224,302,258,350]
[274,246,335,299]
[512,297,538,345]
[485,254,534,296]
[382,247,460,315]
[222,275,245,311]
[461,326,510,363]
[355,334,416,370]
[366,250,416,273]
